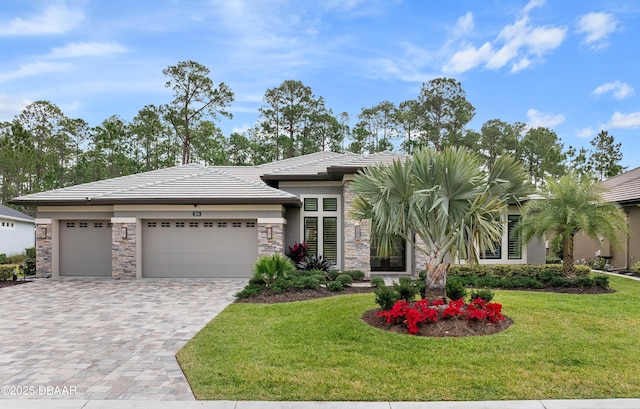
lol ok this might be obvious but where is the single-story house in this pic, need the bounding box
[10,151,545,279]
[0,204,35,256]
[574,166,640,271]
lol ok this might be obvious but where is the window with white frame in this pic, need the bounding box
[300,195,340,267]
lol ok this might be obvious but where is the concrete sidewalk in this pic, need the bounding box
[1,399,640,408]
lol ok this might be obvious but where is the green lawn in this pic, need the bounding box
[177,275,640,401]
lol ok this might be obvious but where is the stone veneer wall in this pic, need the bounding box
[414,235,429,275]
[35,222,52,278]
[258,222,285,256]
[112,221,137,279]
[342,181,371,277]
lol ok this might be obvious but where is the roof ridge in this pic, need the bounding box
[264,152,350,174]
[213,167,297,197]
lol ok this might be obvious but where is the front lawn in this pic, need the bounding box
[177,275,640,401]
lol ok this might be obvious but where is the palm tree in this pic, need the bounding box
[350,147,531,294]
[518,171,628,279]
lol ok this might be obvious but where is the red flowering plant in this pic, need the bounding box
[286,241,309,264]
[377,297,505,335]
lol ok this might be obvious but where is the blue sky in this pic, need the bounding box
[1,0,639,169]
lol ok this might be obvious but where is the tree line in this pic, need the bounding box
[0,60,626,209]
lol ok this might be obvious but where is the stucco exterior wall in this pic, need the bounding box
[0,219,35,256]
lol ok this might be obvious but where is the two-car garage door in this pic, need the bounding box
[59,219,258,278]
[142,219,258,278]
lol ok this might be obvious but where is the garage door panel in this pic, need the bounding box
[60,220,112,277]
[142,220,258,278]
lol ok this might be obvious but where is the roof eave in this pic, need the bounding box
[9,197,301,207]
[260,172,342,182]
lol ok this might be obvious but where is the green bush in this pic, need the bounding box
[252,253,295,285]
[393,277,418,302]
[594,275,610,288]
[469,288,495,302]
[370,277,385,288]
[326,281,343,292]
[574,276,595,288]
[297,255,334,272]
[19,247,36,278]
[414,279,426,299]
[342,270,365,281]
[632,262,640,274]
[546,257,561,264]
[336,274,353,287]
[549,276,569,288]
[0,264,18,281]
[290,276,321,290]
[446,277,467,301]
[374,286,399,310]
[270,278,293,294]
[235,283,265,298]
[326,270,340,281]
[0,254,8,265]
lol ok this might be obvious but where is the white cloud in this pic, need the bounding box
[367,42,438,82]
[526,109,565,128]
[452,12,474,38]
[231,123,251,134]
[606,112,640,129]
[444,3,566,74]
[577,12,618,49]
[0,93,32,120]
[0,61,73,82]
[0,4,84,36]
[48,42,129,59]
[577,127,595,138]
[593,81,634,99]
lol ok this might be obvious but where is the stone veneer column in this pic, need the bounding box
[257,218,286,256]
[342,181,371,277]
[112,218,137,279]
[35,219,52,278]
[414,235,429,276]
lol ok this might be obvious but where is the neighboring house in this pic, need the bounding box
[0,204,35,256]
[11,151,544,279]
[574,166,640,271]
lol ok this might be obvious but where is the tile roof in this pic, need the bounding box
[603,166,640,204]
[0,204,34,222]
[10,151,406,206]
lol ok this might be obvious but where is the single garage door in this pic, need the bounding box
[59,220,112,277]
[142,219,258,278]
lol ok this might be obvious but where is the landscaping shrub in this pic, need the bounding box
[326,269,340,281]
[414,279,426,299]
[235,283,265,298]
[0,264,18,281]
[342,270,365,281]
[469,288,495,303]
[270,278,293,294]
[252,253,295,285]
[335,274,353,287]
[593,275,610,288]
[8,254,26,264]
[446,277,467,301]
[0,254,8,265]
[546,257,562,264]
[574,276,595,288]
[370,277,385,288]
[297,255,334,272]
[286,241,309,264]
[326,281,343,292]
[378,298,505,335]
[393,276,418,302]
[19,247,36,279]
[374,286,399,310]
[290,276,321,290]
[632,262,640,274]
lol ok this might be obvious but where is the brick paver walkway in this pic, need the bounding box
[0,278,244,400]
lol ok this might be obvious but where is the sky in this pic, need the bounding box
[1,0,639,170]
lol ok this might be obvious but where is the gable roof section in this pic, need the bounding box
[9,151,408,207]
[603,166,640,204]
[0,204,34,222]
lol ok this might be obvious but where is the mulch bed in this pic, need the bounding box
[0,280,31,289]
[234,285,375,304]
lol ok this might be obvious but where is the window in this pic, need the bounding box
[300,195,341,267]
[161,222,171,228]
[370,236,406,272]
[304,198,318,211]
[107,223,113,228]
[508,215,522,259]
[217,222,227,228]
[79,222,88,228]
[189,222,199,228]
[66,222,75,228]
[94,222,103,228]
[147,222,157,228]
[482,244,502,259]
[232,222,242,228]
[175,222,185,228]
[204,222,214,228]
[246,221,256,228]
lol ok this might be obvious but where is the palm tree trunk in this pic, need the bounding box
[562,233,577,280]
[425,262,450,298]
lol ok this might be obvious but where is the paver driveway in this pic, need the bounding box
[0,278,244,400]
